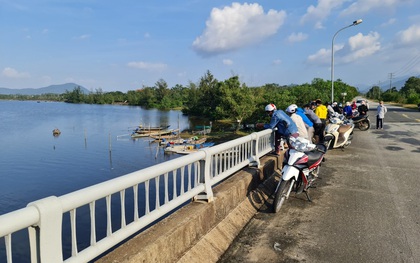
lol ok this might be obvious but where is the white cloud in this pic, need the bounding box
[300,0,346,28]
[223,59,233,65]
[127,61,167,71]
[192,3,286,56]
[307,32,380,65]
[381,18,396,27]
[2,67,30,78]
[287,32,308,43]
[74,34,91,40]
[340,0,408,16]
[342,32,381,62]
[307,47,334,65]
[272,59,282,65]
[397,24,420,46]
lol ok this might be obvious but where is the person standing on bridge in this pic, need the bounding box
[304,103,322,143]
[285,104,308,140]
[256,103,299,155]
[376,101,387,129]
[314,99,327,141]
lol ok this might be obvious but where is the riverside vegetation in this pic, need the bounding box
[2,71,419,132]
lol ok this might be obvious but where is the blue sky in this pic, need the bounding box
[1,0,420,92]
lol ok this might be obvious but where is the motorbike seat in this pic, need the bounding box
[306,149,324,166]
[352,115,367,122]
[338,124,352,133]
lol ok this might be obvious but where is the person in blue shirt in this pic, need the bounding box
[256,103,299,154]
[343,102,353,117]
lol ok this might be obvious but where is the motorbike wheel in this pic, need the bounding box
[273,179,294,213]
[358,120,370,131]
[324,135,334,149]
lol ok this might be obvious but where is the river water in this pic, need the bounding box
[0,100,194,215]
[0,100,198,261]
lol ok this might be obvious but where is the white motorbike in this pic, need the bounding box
[324,113,354,149]
[273,137,328,213]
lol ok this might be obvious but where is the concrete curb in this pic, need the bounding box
[96,155,282,263]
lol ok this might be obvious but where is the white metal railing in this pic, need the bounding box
[0,129,274,263]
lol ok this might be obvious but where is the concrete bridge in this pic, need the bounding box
[97,151,282,263]
[0,129,282,263]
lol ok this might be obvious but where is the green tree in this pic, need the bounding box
[155,79,169,103]
[217,76,256,131]
[126,90,141,105]
[398,76,420,104]
[382,88,404,103]
[64,86,85,103]
[182,82,199,115]
[166,84,188,109]
[366,85,382,101]
[138,86,158,108]
[184,70,221,119]
[400,76,420,95]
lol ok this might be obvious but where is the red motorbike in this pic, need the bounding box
[273,137,328,213]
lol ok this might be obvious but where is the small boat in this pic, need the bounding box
[134,124,170,134]
[52,128,61,136]
[131,129,178,138]
[150,132,180,141]
[159,136,207,146]
[164,142,215,154]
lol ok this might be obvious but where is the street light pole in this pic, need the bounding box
[331,19,363,102]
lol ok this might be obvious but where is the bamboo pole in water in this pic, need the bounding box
[109,132,112,152]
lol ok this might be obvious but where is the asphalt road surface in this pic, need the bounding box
[219,101,420,263]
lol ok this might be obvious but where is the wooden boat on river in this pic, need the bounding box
[134,124,170,133]
[164,142,215,155]
[157,136,207,146]
[131,129,178,139]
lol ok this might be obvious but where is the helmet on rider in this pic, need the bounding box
[286,104,298,114]
[265,103,276,112]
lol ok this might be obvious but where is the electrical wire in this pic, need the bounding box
[393,53,420,77]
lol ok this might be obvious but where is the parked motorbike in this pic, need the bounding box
[351,114,370,131]
[324,113,354,149]
[273,137,328,213]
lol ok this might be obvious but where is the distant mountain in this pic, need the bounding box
[358,74,420,93]
[0,83,90,95]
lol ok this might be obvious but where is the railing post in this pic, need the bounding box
[249,132,260,167]
[194,149,214,202]
[27,196,63,263]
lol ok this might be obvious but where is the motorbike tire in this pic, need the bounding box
[358,120,370,131]
[324,135,334,149]
[273,179,293,213]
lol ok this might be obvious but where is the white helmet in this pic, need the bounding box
[286,104,298,113]
[265,103,276,112]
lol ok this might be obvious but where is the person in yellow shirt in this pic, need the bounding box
[314,99,327,141]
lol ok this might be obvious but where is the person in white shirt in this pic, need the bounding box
[285,104,308,139]
[326,102,335,117]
